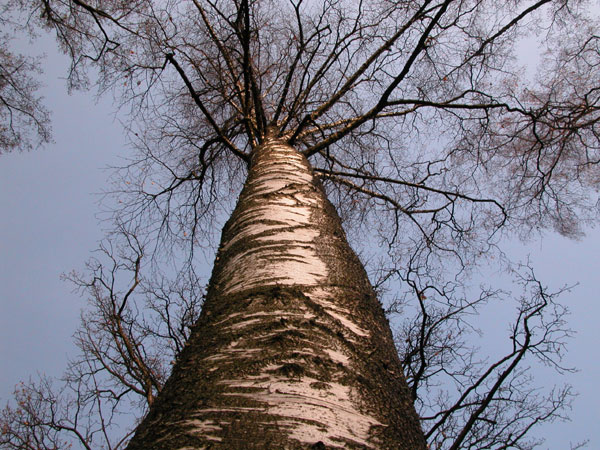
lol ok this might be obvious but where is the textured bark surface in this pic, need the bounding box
[126,140,426,449]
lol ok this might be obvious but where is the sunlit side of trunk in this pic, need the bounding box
[126,139,426,449]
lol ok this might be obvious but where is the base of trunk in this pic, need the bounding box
[126,140,426,449]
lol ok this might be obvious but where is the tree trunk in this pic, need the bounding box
[126,139,426,449]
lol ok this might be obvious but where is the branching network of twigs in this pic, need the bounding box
[1,0,598,449]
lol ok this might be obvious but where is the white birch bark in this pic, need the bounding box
[126,139,426,449]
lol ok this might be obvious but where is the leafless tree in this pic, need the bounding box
[2,0,599,448]
[0,1,51,153]
[2,228,204,449]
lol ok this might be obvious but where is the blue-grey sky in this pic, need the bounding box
[1,23,598,450]
[1,38,123,397]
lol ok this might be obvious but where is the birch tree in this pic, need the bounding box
[2,0,599,448]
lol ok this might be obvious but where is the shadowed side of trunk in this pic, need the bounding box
[126,139,426,449]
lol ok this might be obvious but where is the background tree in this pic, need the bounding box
[0,1,51,153]
[1,0,598,448]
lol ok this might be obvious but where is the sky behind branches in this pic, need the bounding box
[0,17,598,450]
